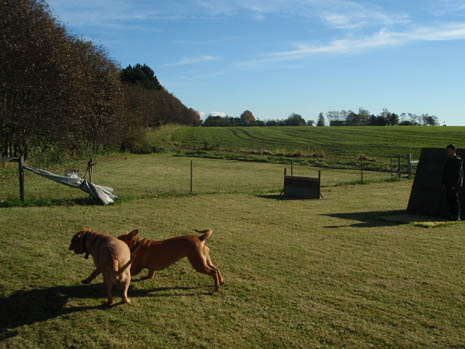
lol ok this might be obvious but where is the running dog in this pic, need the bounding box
[118,229,224,291]
[69,228,144,305]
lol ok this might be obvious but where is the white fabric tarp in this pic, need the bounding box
[23,166,117,205]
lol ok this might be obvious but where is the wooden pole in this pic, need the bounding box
[291,160,294,176]
[360,158,364,184]
[397,155,401,178]
[87,158,95,183]
[87,158,95,200]
[18,157,24,202]
[318,170,321,199]
[407,153,412,178]
[190,160,193,195]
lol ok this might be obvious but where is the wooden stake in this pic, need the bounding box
[397,155,401,178]
[190,160,193,195]
[360,158,364,184]
[19,157,24,202]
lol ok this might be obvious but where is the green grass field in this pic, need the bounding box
[1,151,464,348]
[170,126,465,169]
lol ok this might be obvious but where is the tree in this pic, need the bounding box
[121,64,161,90]
[240,110,255,125]
[317,113,326,126]
[285,113,306,126]
[307,120,315,126]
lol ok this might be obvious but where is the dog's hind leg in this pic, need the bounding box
[188,254,220,291]
[206,256,224,285]
[82,268,101,284]
[204,247,224,285]
[146,269,156,279]
[121,279,131,304]
[103,276,114,305]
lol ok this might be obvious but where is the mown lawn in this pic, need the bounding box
[1,153,464,348]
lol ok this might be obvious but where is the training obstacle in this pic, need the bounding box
[283,170,321,199]
[407,148,464,217]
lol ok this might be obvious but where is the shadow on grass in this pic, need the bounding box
[323,210,456,228]
[0,282,210,341]
[0,197,101,208]
[256,194,322,201]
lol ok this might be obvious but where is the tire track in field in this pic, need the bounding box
[229,128,278,146]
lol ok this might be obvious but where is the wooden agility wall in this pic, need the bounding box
[407,148,464,217]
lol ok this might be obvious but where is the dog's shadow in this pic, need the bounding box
[0,282,209,341]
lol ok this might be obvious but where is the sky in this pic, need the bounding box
[47,0,465,125]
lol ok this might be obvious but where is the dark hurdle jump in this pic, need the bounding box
[283,171,321,199]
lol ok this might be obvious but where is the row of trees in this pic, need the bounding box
[203,110,312,127]
[202,108,438,127]
[321,108,439,127]
[1,0,199,160]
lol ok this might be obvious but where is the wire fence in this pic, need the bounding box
[0,153,417,205]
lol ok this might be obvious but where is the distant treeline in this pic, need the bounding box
[323,108,439,127]
[1,0,200,161]
[202,108,439,127]
[203,112,311,127]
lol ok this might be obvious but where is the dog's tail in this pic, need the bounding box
[114,238,147,276]
[195,229,213,242]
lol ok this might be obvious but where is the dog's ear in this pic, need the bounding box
[128,229,139,237]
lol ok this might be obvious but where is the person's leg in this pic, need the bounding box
[446,188,459,220]
[456,190,461,221]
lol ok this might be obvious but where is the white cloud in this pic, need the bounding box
[239,22,465,65]
[165,56,219,66]
[210,112,227,117]
[188,111,227,119]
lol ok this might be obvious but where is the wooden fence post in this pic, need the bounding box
[318,170,321,199]
[407,153,412,178]
[397,155,401,178]
[291,160,294,176]
[19,157,24,202]
[360,158,364,184]
[190,160,193,195]
[390,156,393,177]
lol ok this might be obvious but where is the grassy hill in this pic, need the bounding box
[170,126,465,169]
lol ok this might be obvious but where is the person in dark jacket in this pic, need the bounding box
[442,144,463,220]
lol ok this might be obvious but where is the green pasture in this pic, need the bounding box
[171,126,465,164]
[1,153,464,348]
[0,153,390,205]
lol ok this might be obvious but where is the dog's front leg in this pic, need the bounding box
[82,268,101,284]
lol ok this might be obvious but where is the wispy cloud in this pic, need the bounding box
[194,0,410,28]
[429,0,465,15]
[165,55,219,66]
[48,0,408,31]
[239,23,465,65]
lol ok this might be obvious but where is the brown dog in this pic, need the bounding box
[118,229,224,291]
[69,228,144,305]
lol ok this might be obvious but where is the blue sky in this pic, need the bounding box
[47,0,465,125]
